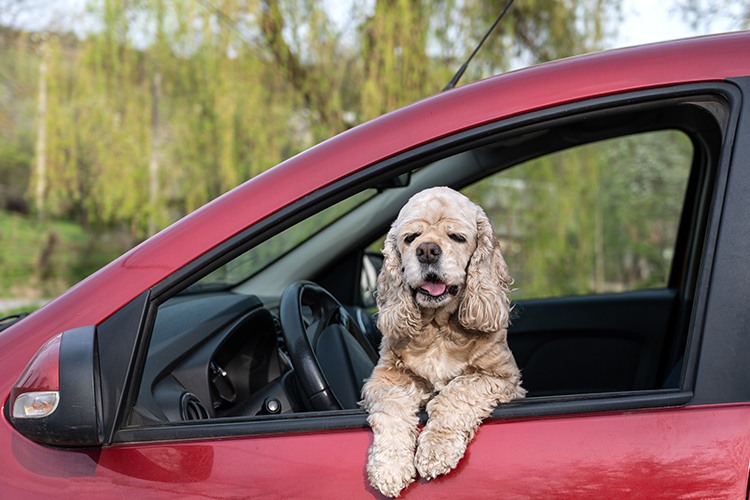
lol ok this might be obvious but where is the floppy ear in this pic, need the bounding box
[376,223,421,340]
[458,207,513,334]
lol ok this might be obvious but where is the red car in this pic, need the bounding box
[3,32,750,498]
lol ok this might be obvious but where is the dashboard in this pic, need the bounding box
[130,292,302,425]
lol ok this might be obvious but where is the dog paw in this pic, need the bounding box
[367,451,416,497]
[414,429,467,480]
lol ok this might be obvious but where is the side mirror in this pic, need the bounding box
[9,325,103,446]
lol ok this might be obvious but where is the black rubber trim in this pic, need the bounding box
[489,390,694,420]
[690,76,750,405]
[679,78,742,403]
[97,290,150,445]
[114,390,693,443]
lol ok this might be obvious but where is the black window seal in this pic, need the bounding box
[115,390,694,444]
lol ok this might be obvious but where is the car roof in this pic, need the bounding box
[3,31,750,360]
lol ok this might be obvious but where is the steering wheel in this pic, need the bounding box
[279,281,379,411]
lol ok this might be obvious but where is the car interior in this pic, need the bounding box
[127,90,727,426]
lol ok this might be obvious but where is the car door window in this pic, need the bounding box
[458,129,697,396]
[121,92,726,440]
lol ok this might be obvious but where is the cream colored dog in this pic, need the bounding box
[362,186,525,497]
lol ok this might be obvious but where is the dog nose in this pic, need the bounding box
[416,242,441,264]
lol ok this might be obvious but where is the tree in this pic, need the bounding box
[261,0,621,124]
[0,27,37,214]
[26,0,622,241]
[32,34,46,220]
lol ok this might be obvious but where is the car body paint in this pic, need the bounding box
[3,404,749,498]
[2,32,750,497]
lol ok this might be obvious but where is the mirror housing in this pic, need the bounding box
[9,325,103,446]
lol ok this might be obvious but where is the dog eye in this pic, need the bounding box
[449,234,467,243]
[404,233,420,244]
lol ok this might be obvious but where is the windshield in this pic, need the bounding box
[185,189,377,292]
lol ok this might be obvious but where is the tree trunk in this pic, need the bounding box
[148,70,161,236]
[33,36,47,222]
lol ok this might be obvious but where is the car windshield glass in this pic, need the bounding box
[185,189,377,292]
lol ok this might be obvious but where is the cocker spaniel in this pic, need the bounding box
[362,186,525,498]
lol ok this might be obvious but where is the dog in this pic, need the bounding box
[361,186,525,497]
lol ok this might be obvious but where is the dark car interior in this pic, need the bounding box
[128,89,726,426]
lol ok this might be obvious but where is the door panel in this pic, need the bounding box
[509,289,677,396]
[88,404,750,499]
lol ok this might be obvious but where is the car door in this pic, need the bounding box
[7,76,750,498]
[84,80,749,498]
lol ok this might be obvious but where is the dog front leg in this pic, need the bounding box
[362,369,429,497]
[415,372,523,479]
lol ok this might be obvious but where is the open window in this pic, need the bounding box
[119,85,729,441]
[469,130,694,396]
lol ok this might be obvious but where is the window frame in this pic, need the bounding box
[107,82,740,445]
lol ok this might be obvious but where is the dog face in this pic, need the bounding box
[377,186,513,337]
[395,188,479,309]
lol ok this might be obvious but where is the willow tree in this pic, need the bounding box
[261,0,350,139]
[260,0,620,125]
[0,29,38,213]
[39,3,152,236]
[163,0,302,213]
[36,0,304,236]
[358,0,432,119]
[31,0,622,241]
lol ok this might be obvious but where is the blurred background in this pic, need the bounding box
[0,0,748,313]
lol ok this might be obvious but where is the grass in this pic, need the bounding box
[0,210,135,313]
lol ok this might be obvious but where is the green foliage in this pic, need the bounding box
[0,0,623,297]
[0,29,37,212]
[0,209,131,299]
[18,0,621,235]
[0,133,32,203]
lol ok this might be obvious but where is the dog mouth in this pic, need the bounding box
[416,275,459,300]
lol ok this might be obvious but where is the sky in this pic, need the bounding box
[616,0,704,47]
[3,0,740,52]
[325,0,729,50]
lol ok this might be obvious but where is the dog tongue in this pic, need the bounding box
[421,280,446,296]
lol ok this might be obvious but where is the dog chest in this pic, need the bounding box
[400,332,471,391]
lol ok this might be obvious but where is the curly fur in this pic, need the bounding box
[362,186,525,497]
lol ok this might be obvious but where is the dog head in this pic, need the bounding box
[377,186,513,339]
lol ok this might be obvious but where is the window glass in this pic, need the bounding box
[186,188,376,292]
[132,190,380,424]
[462,130,693,299]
